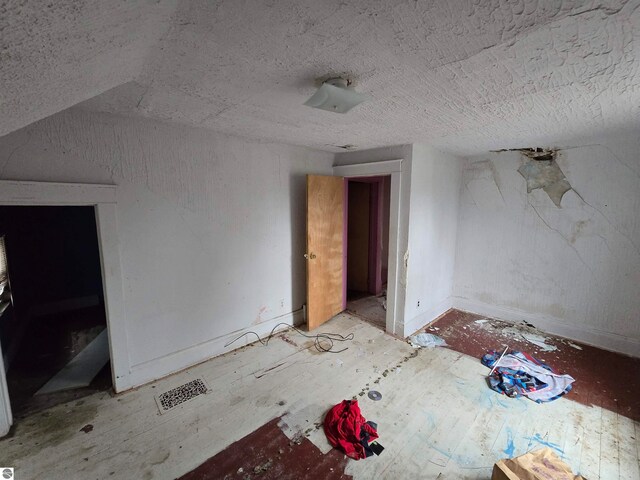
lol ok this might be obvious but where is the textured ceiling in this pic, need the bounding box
[0,0,176,137]
[2,0,639,155]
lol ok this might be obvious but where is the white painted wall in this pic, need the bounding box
[335,144,464,337]
[0,108,334,388]
[402,144,463,336]
[453,131,640,356]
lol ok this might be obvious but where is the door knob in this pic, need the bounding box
[304,252,317,259]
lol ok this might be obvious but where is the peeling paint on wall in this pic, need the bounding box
[401,250,409,287]
[454,134,640,353]
[463,159,504,208]
[511,148,556,161]
[516,149,572,207]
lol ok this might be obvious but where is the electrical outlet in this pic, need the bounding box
[417,300,420,307]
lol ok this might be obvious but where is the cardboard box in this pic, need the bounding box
[492,448,586,480]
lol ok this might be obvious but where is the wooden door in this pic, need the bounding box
[306,175,344,330]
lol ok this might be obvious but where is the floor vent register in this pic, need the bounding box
[154,378,211,414]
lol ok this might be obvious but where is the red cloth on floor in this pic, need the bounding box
[323,400,378,460]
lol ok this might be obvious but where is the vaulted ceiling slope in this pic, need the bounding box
[2,0,638,155]
[0,0,176,138]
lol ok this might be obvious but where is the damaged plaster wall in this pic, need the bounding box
[515,149,572,207]
[403,144,463,336]
[453,131,640,355]
[0,107,334,388]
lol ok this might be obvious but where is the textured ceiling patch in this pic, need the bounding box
[3,1,639,153]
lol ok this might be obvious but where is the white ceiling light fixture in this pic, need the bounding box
[304,78,370,114]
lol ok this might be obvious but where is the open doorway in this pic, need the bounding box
[0,206,111,419]
[345,176,391,330]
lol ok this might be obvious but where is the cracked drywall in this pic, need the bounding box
[464,160,505,209]
[454,133,640,352]
[2,0,639,154]
[517,150,572,207]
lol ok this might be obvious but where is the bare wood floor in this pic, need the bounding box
[1,313,637,479]
[346,294,386,329]
[428,309,640,421]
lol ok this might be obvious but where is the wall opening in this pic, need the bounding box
[0,206,111,418]
[345,176,391,330]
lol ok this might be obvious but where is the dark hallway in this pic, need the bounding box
[0,206,111,418]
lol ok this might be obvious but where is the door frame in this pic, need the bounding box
[333,160,402,336]
[0,180,130,435]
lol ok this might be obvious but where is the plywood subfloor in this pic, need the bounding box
[427,309,640,421]
[1,313,637,479]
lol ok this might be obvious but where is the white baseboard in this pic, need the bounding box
[452,297,640,357]
[127,310,305,389]
[400,297,453,337]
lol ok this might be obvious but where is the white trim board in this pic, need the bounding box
[452,297,640,357]
[333,159,403,337]
[333,159,402,176]
[0,180,131,395]
[127,310,305,388]
[0,180,116,205]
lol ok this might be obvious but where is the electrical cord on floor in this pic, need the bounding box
[224,322,354,353]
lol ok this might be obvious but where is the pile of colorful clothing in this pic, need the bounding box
[482,350,574,403]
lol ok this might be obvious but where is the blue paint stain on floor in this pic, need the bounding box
[479,391,529,413]
[524,433,564,455]
[504,428,515,457]
[425,439,487,469]
[422,411,437,430]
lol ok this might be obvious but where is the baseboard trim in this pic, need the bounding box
[400,297,453,337]
[127,310,305,389]
[452,297,639,357]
